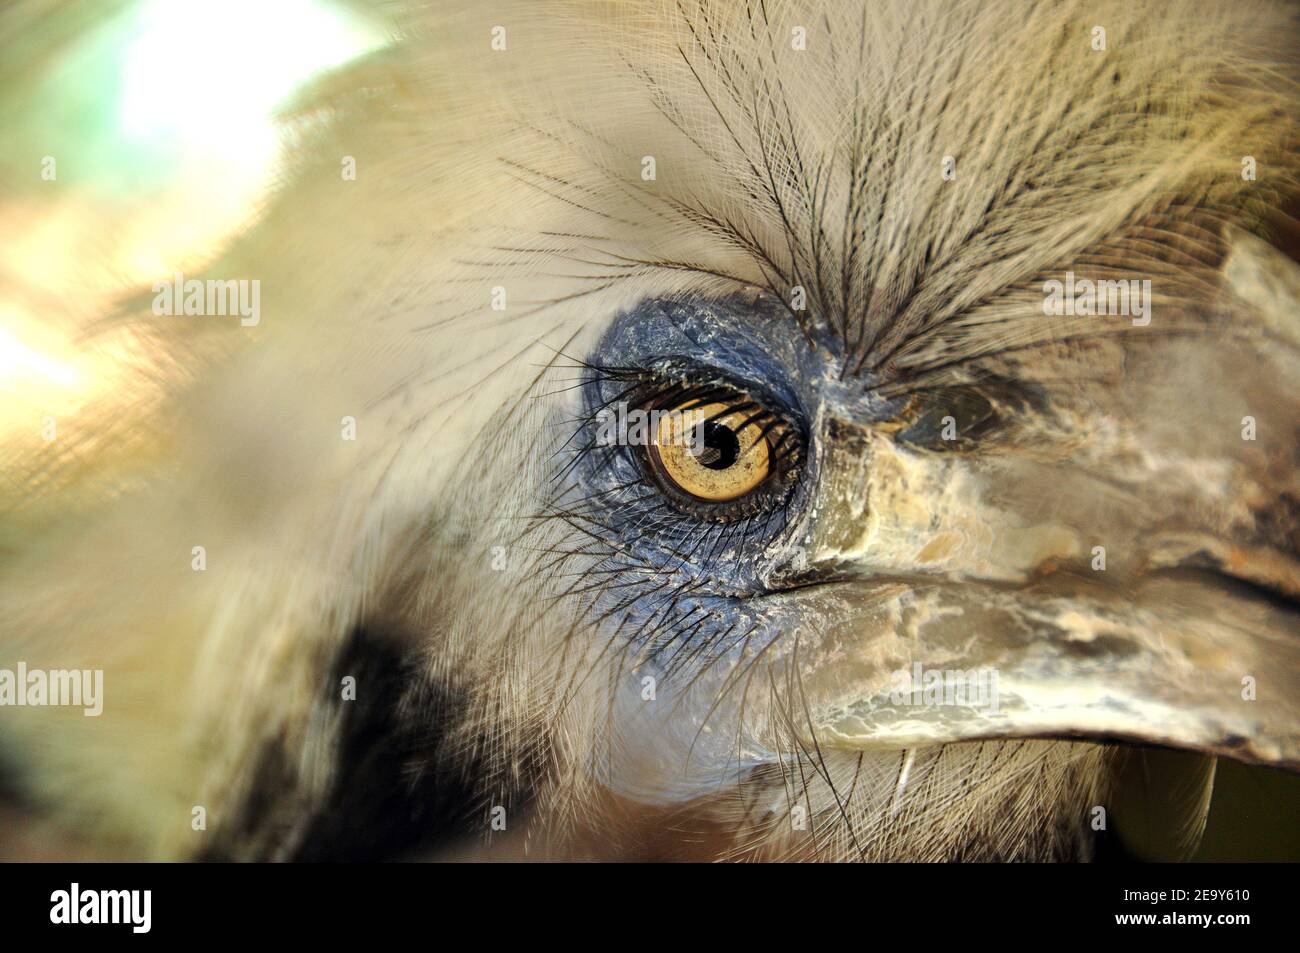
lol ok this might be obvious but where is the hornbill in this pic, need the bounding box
[0,0,1297,861]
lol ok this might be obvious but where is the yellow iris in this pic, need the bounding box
[649,400,773,502]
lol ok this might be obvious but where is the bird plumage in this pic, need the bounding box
[1,0,1297,860]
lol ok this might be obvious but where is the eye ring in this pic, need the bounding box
[640,386,802,520]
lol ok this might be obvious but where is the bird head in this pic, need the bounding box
[1,0,1297,861]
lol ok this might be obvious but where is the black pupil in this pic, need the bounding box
[693,420,741,470]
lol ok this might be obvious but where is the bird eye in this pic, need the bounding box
[642,389,800,516]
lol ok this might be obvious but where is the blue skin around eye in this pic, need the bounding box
[573,295,819,591]
[591,293,898,422]
[567,293,903,597]
[563,294,902,793]
[595,295,816,411]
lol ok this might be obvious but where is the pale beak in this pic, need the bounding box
[792,569,1299,769]
[782,232,1300,770]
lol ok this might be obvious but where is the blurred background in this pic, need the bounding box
[0,0,1295,862]
[0,0,386,527]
